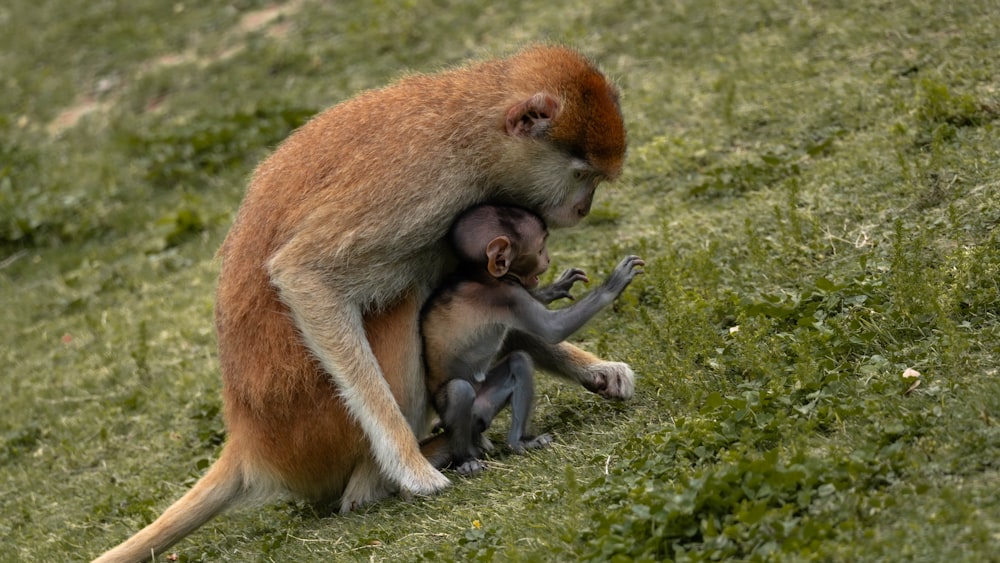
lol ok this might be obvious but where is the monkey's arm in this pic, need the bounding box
[268,254,450,495]
[511,290,613,344]
[499,255,645,401]
[531,268,589,304]
[511,256,643,344]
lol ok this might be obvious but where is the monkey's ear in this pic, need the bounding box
[505,93,560,138]
[485,236,513,278]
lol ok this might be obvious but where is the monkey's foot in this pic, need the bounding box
[340,456,397,514]
[455,459,486,475]
[475,435,495,454]
[509,433,553,454]
[584,361,635,400]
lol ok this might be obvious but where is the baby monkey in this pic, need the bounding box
[421,205,644,475]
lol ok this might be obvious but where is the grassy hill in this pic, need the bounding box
[2,0,998,560]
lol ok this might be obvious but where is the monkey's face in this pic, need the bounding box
[498,75,625,229]
[509,226,550,289]
[501,152,610,230]
[541,160,606,228]
[542,72,626,227]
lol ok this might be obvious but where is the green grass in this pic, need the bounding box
[2,0,999,561]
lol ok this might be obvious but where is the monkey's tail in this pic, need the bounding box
[93,449,248,563]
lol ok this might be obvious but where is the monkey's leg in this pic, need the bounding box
[503,351,536,452]
[505,351,553,452]
[441,379,485,475]
[472,356,517,437]
[500,331,635,400]
[475,351,551,454]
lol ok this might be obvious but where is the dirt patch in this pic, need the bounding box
[239,0,303,36]
[45,0,306,136]
[47,98,112,136]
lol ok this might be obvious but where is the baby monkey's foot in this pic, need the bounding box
[510,433,554,454]
[456,458,486,475]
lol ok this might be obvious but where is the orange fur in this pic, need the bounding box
[95,45,629,562]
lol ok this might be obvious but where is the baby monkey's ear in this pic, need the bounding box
[485,236,513,278]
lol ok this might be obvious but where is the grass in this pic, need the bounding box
[2,0,998,560]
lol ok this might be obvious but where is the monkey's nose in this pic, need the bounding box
[575,191,595,217]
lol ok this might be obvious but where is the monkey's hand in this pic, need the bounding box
[533,268,590,304]
[603,255,645,296]
[582,361,635,400]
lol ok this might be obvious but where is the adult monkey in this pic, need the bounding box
[95,45,631,562]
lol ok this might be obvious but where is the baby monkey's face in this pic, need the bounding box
[509,226,550,289]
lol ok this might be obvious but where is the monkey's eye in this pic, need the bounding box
[571,160,603,185]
